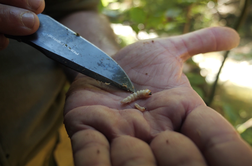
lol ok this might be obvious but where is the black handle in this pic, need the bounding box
[5,34,25,41]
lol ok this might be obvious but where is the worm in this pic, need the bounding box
[121,89,152,104]
[134,103,145,112]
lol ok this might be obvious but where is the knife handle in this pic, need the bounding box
[4,33,49,55]
[5,34,32,42]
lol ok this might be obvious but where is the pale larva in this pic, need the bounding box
[134,103,145,112]
[121,89,152,104]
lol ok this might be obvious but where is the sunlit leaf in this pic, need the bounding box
[130,24,140,34]
[101,0,117,7]
[129,7,146,23]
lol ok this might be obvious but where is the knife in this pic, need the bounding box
[6,14,135,92]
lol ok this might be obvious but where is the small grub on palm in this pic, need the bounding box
[121,89,152,104]
[134,103,145,112]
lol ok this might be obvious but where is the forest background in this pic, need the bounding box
[98,0,252,146]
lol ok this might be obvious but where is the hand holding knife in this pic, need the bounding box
[6,14,135,93]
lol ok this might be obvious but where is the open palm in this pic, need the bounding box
[64,27,252,166]
[65,27,235,139]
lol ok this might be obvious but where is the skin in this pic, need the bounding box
[1,0,252,165]
[64,27,252,166]
[0,0,44,49]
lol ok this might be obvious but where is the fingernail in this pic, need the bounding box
[28,0,43,10]
[21,12,35,29]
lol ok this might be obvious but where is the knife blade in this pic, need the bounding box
[6,14,135,92]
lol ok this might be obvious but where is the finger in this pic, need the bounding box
[70,129,111,166]
[0,4,40,35]
[165,27,240,61]
[150,131,206,166]
[64,105,151,141]
[111,135,156,166]
[0,0,45,13]
[0,34,9,50]
[181,105,252,166]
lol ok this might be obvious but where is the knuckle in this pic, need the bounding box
[27,0,45,13]
[0,0,44,13]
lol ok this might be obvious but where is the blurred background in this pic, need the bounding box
[98,0,252,146]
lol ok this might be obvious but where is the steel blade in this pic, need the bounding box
[16,14,135,92]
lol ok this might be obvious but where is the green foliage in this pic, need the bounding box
[186,72,206,99]
[101,0,213,35]
[211,85,252,146]
[222,103,239,126]
[241,128,252,146]
[186,72,206,85]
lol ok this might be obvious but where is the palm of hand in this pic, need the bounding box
[64,36,205,142]
[64,27,252,166]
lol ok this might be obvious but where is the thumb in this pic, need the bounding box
[167,27,240,61]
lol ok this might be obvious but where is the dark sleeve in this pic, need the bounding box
[43,0,100,19]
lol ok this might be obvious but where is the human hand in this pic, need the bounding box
[0,0,45,50]
[64,27,252,165]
